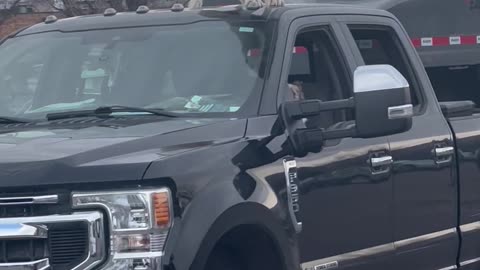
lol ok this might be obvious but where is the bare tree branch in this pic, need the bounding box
[10,0,22,9]
[108,0,127,11]
[84,0,96,12]
[126,0,147,11]
[7,0,22,13]
[0,0,24,25]
[61,0,128,16]
[46,0,66,12]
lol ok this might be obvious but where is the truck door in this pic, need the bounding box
[278,16,394,270]
[339,16,458,270]
[448,110,480,269]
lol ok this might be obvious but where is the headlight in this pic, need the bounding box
[72,188,172,270]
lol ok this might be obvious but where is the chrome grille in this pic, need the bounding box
[0,194,70,218]
[0,205,36,218]
[49,223,89,269]
[0,210,105,270]
[0,238,48,263]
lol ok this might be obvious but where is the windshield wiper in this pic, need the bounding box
[0,116,32,124]
[46,105,177,121]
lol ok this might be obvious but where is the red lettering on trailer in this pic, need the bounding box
[462,36,477,45]
[411,35,480,47]
[411,38,421,47]
[435,37,450,46]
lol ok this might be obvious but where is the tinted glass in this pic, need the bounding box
[350,27,421,106]
[0,21,268,119]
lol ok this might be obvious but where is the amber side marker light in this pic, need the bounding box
[153,192,170,227]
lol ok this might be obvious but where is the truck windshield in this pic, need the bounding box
[0,21,268,120]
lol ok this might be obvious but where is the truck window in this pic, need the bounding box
[287,28,352,129]
[426,66,480,106]
[349,26,421,107]
[0,20,270,119]
[0,44,49,116]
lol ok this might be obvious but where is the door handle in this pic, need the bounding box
[434,146,454,165]
[435,146,454,157]
[370,156,393,168]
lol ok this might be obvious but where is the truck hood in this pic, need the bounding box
[0,117,246,188]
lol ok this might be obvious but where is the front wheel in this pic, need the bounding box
[204,246,245,270]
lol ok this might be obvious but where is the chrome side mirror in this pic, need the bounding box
[353,65,413,138]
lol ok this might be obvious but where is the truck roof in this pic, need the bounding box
[16,3,393,36]
[286,0,411,9]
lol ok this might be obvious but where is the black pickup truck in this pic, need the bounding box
[0,2,478,270]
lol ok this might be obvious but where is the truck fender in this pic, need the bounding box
[163,178,300,270]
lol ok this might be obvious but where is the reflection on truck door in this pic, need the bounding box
[345,18,458,270]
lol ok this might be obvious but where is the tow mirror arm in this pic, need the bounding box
[280,98,356,156]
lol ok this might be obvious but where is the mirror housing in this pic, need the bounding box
[353,65,413,138]
[280,65,413,155]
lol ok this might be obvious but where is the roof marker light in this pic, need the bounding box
[136,5,150,14]
[104,8,117,16]
[44,15,58,24]
[171,3,185,12]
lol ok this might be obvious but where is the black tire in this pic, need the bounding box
[205,246,245,270]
